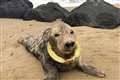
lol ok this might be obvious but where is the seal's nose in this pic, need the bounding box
[65,41,75,49]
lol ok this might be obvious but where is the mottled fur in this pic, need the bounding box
[19,20,106,80]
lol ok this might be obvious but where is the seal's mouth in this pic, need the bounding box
[57,48,76,60]
[63,46,76,54]
[58,45,76,59]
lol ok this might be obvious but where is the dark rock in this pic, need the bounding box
[64,0,120,29]
[0,0,33,19]
[23,2,69,22]
[0,0,10,5]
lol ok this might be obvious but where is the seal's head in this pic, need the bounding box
[51,21,78,58]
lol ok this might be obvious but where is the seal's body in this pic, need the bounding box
[19,20,106,80]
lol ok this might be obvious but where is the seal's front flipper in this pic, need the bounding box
[77,63,106,78]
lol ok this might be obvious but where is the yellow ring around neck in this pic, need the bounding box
[47,41,81,64]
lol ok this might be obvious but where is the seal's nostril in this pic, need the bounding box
[65,43,70,48]
[65,42,75,48]
[71,42,75,47]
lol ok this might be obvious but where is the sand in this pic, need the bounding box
[0,4,120,80]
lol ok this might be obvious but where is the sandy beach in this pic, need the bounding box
[0,4,120,80]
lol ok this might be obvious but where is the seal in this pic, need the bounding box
[19,20,106,80]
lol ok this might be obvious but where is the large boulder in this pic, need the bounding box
[23,2,69,22]
[64,0,120,29]
[0,0,33,19]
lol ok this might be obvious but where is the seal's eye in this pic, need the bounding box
[54,33,60,37]
[70,31,74,34]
